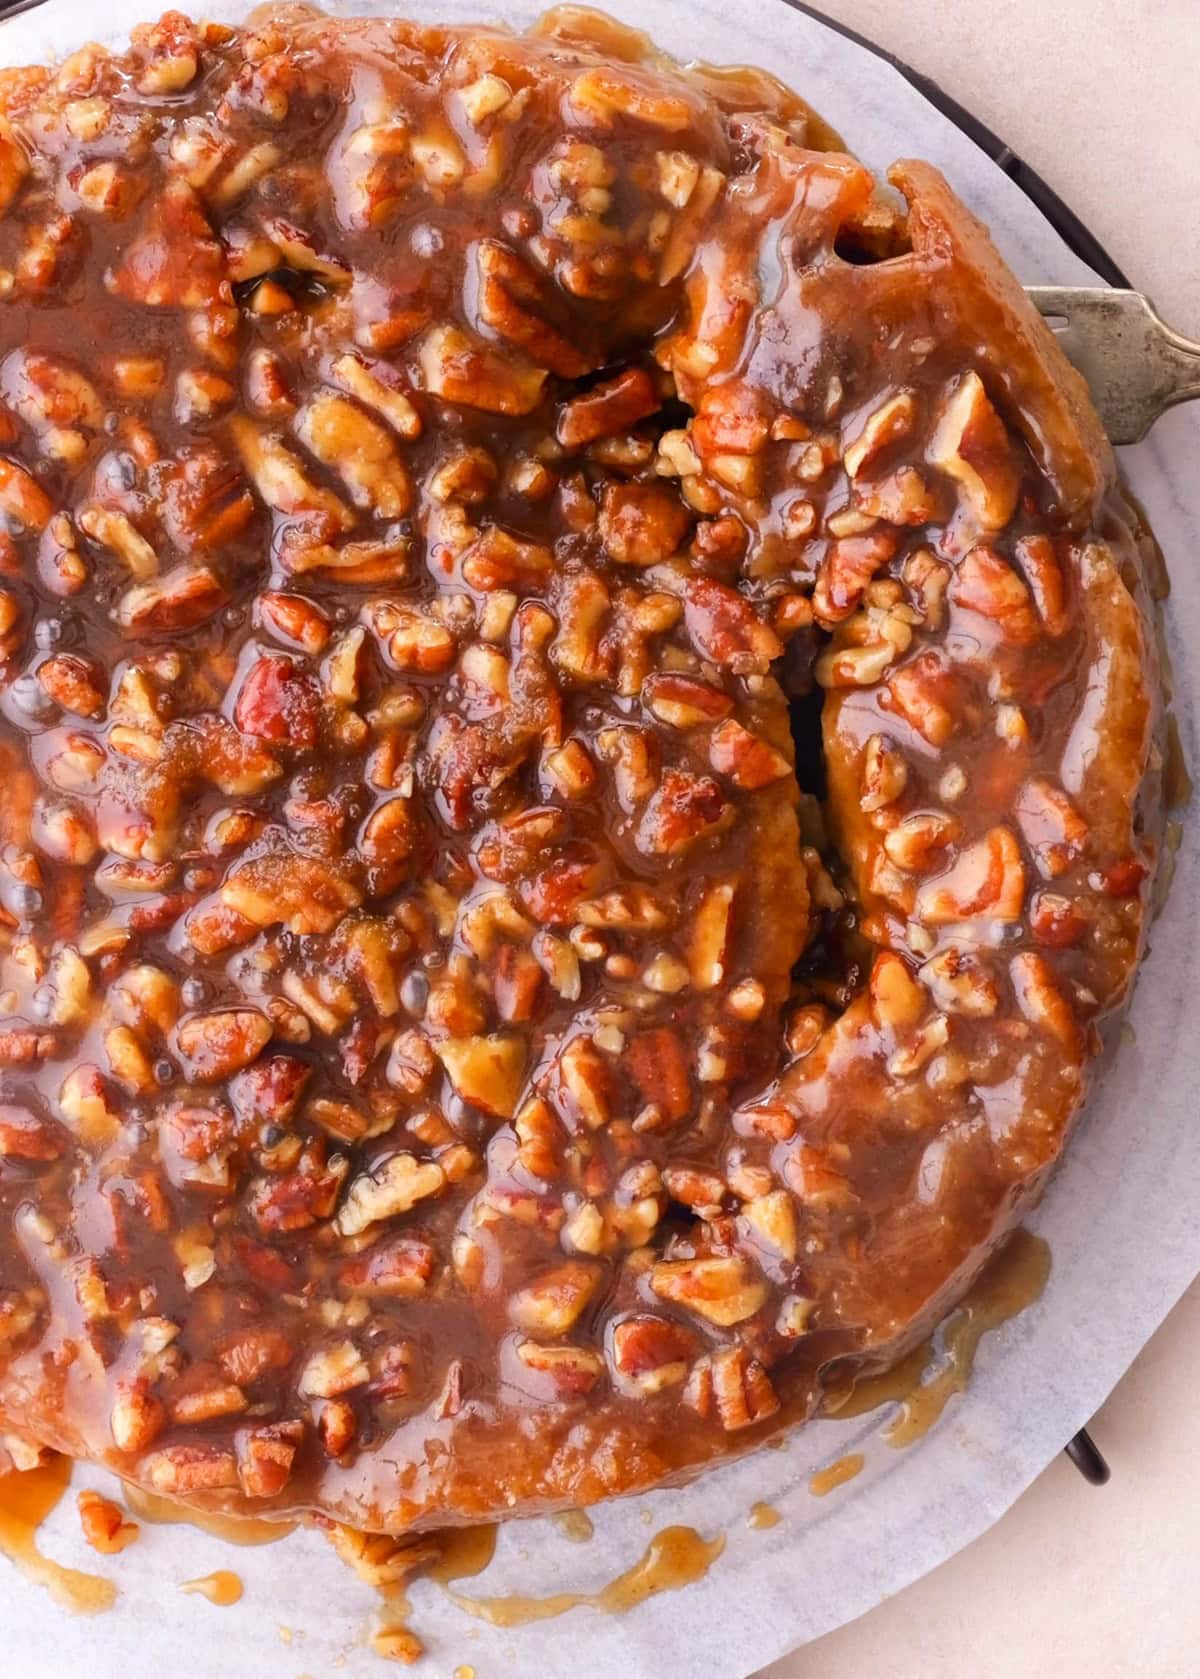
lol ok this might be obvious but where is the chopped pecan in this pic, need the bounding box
[77,1490,139,1554]
[650,1255,767,1326]
[511,1261,599,1335]
[926,370,1020,530]
[236,1419,304,1499]
[610,1315,698,1394]
[335,1152,446,1237]
[175,1009,271,1081]
[708,1345,779,1431]
[514,1339,604,1397]
[684,576,782,670]
[1015,777,1088,878]
[915,826,1026,924]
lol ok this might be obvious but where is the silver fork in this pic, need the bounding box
[1026,287,1200,445]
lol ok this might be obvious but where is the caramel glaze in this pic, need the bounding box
[123,1483,295,1548]
[807,1454,864,1499]
[0,1455,116,1614]
[447,1525,724,1627]
[883,1230,1050,1449]
[179,1567,244,1606]
[0,1,1162,1541]
[745,1501,780,1530]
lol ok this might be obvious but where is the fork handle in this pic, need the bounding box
[1026,286,1200,444]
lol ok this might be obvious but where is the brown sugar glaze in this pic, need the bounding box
[0,1455,116,1613]
[447,1523,724,1627]
[0,0,1162,1552]
[179,1566,244,1605]
[807,1453,863,1498]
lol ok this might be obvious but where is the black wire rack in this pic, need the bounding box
[0,0,1119,1487]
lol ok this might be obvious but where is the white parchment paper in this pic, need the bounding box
[2,2,1198,1675]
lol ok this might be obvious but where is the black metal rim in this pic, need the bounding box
[777,0,1129,289]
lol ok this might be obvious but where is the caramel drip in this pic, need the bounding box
[425,1522,498,1585]
[0,1456,117,1615]
[746,1502,781,1530]
[179,1569,244,1606]
[820,1228,1052,1456]
[808,1453,865,1498]
[447,1526,724,1627]
[453,1668,477,1679]
[823,1341,935,1420]
[375,1521,499,1650]
[552,1508,595,1543]
[124,1484,295,1547]
[884,1231,1051,1448]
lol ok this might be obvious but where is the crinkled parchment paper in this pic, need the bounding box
[2,2,1197,1675]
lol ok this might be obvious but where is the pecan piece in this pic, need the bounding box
[650,1255,767,1326]
[37,654,106,717]
[557,367,659,448]
[235,1419,304,1499]
[234,654,320,747]
[610,1315,698,1394]
[77,1490,139,1555]
[335,1152,446,1237]
[175,1008,272,1081]
[926,370,1020,530]
[915,826,1026,925]
[514,1340,604,1397]
[416,323,546,415]
[598,481,690,566]
[142,1444,239,1495]
[117,564,227,636]
[511,1261,599,1336]
[708,1345,780,1431]
[0,1105,65,1161]
[684,576,782,670]
[636,770,730,856]
[435,1033,526,1118]
[708,720,791,789]
[1015,777,1088,878]
[295,390,412,518]
[950,546,1040,644]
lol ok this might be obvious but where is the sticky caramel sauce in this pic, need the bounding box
[123,1484,296,1547]
[883,1231,1051,1449]
[823,1340,935,1421]
[453,1668,476,1679]
[447,1526,724,1628]
[552,1508,595,1544]
[0,1455,117,1615]
[808,1454,865,1498]
[374,1521,500,1650]
[179,1568,244,1606]
[817,1228,1052,1461]
[746,1502,781,1530]
[425,1522,499,1586]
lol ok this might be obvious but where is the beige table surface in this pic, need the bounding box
[763,4,1200,1677]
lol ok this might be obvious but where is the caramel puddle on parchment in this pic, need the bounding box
[446,1525,725,1628]
[808,1453,865,1498]
[885,1230,1051,1449]
[822,1229,1052,1456]
[123,1483,296,1547]
[179,1568,244,1606]
[552,1508,595,1544]
[376,1522,500,1647]
[746,1502,781,1530]
[0,1454,117,1615]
